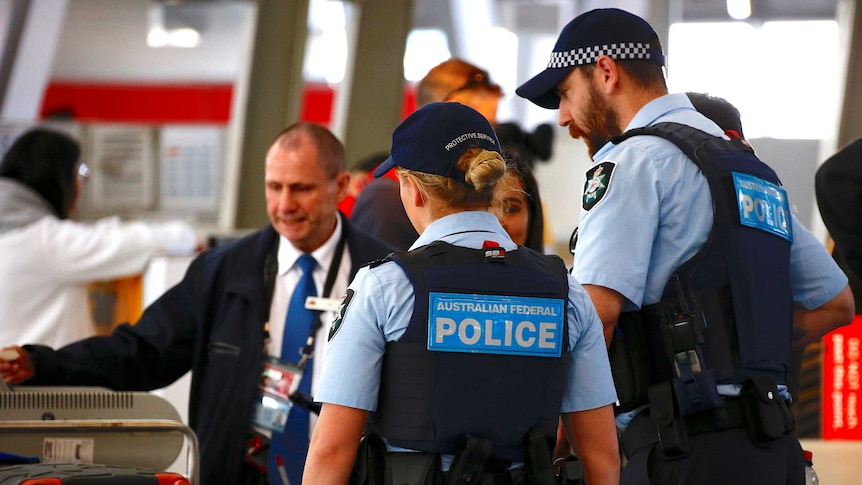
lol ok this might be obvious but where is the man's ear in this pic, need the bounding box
[333,171,351,203]
[594,56,619,95]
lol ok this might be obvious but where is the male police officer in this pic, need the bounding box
[516,8,854,485]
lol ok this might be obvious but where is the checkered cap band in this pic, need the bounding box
[547,42,653,68]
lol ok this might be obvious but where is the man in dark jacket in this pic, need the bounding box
[0,122,394,485]
[816,138,862,312]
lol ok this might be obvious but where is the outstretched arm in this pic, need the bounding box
[303,403,367,484]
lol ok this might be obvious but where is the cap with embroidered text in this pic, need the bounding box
[373,102,500,185]
[516,8,665,110]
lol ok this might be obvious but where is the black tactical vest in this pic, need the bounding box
[609,123,794,412]
[366,241,571,462]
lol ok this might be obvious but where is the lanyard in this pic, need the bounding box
[263,229,347,367]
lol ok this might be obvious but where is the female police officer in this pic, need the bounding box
[303,102,619,485]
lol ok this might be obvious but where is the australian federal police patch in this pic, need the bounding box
[427,292,564,357]
[328,288,355,341]
[583,161,615,211]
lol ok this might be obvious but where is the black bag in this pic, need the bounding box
[608,312,651,413]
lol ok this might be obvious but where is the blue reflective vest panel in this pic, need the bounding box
[367,242,571,462]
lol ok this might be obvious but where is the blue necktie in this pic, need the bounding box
[269,254,317,485]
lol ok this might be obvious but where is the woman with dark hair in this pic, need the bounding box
[0,129,81,220]
[0,128,198,348]
[492,160,546,252]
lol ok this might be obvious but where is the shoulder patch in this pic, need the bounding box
[583,161,616,211]
[328,288,355,341]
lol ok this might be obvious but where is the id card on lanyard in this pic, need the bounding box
[252,356,304,433]
[251,230,347,432]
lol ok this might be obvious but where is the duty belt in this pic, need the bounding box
[443,468,526,485]
[620,396,748,458]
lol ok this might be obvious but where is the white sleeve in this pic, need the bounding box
[37,217,195,283]
[146,220,198,255]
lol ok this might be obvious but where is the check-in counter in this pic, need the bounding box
[87,255,195,425]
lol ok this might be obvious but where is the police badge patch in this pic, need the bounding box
[583,161,616,211]
[328,288,355,341]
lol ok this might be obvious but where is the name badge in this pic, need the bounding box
[732,172,793,242]
[427,292,564,357]
[251,356,303,433]
[305,296,341,312]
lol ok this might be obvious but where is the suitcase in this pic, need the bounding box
[0,463,190,484]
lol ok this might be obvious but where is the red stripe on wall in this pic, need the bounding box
[40,82,233,123]
[40,81,417,125]
[299,84,335,125]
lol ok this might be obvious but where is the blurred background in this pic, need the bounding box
[1,0,857,244]
[2,1,862,479]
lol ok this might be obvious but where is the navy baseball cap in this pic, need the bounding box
[516,8,665,109]
[373,102,500,185]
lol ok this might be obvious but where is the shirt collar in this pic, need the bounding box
[410,211,517,250]
[594,93,701,159]
[277,214,343,276]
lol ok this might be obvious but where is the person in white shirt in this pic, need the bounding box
[0,128,199,348]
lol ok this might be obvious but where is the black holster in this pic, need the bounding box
[554,456,585,485]
[349,434,442,485]
[523,432,554,485]
[608,312,650,414]
[349,434,388,485]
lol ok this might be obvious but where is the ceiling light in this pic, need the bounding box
[727,0,752,20]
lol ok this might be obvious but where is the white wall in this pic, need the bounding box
[533,127,592,249]
[52,0,252,82]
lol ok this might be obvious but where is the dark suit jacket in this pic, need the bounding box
[816,138,862,312]
[24,214,394,484]
[351,176,419,251]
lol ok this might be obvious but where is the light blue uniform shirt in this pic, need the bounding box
[572,94,848,414]
[573,93,848,313]
[316,211,617,414]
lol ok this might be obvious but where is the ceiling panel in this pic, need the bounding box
[679,0,837,21]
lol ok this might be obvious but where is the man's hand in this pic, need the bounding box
[0,346,34,384]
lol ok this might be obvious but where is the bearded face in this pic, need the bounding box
[558,67,623,157]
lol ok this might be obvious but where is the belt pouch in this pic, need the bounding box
[739,376,793,445]
[648,382,689,460]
